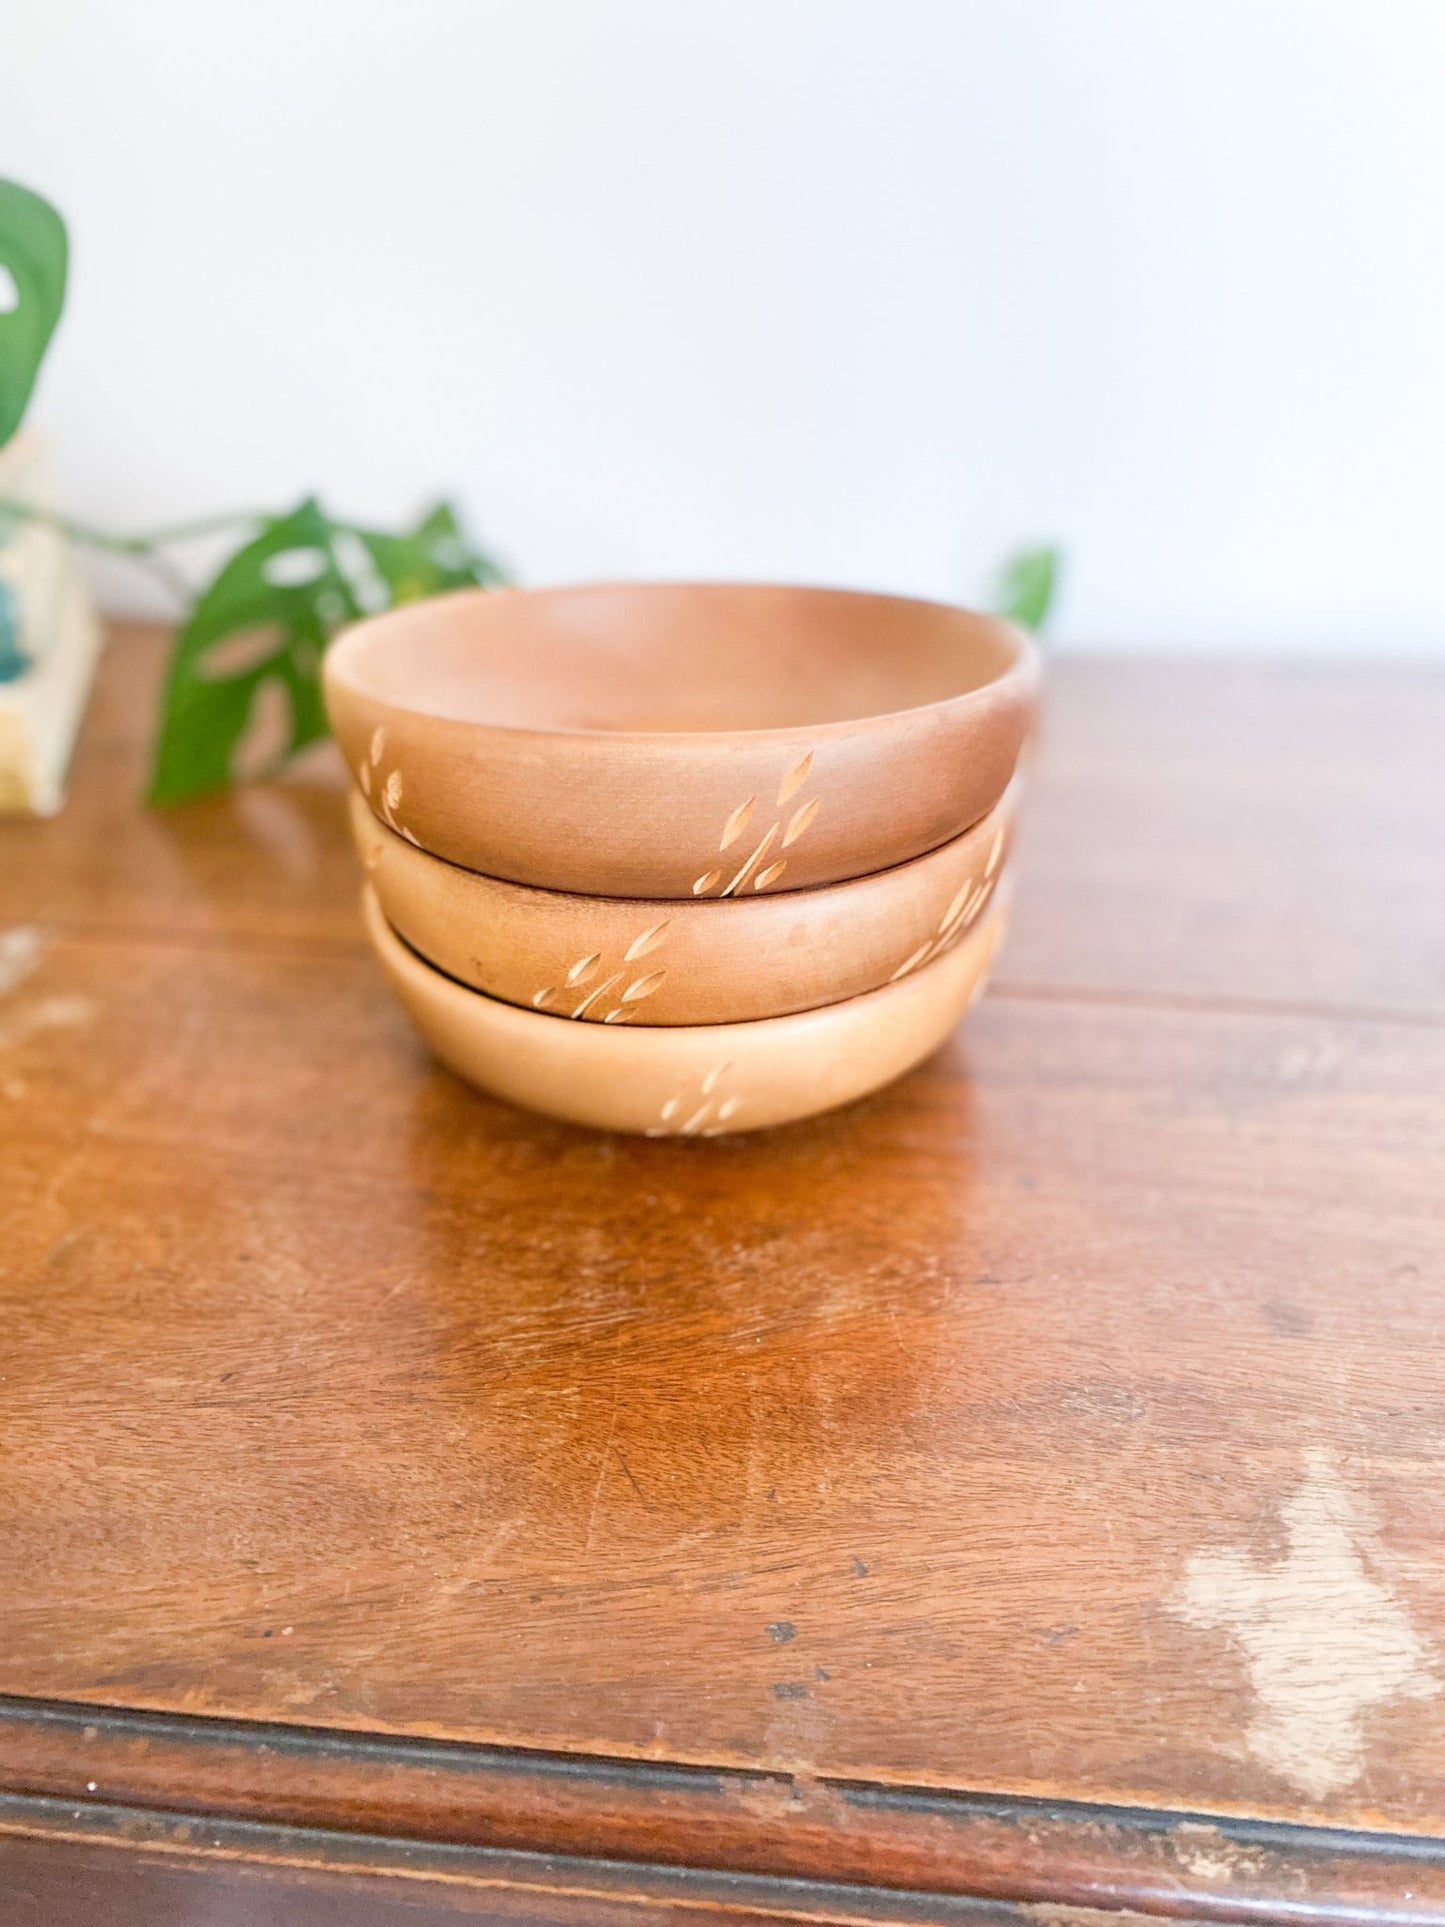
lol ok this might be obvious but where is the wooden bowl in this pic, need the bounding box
[362,883,1005,1135]
[325,582,1038,898]
[349,783,1014,1026]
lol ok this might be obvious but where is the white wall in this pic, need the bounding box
[5,0,1444,649]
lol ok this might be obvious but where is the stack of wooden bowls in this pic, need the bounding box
[324,582,1038,1136]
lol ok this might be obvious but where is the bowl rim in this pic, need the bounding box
[324,580,1040,748]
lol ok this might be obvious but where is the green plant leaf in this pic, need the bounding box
[149,499,360,803]
[992,546,1060,632]
[148,498,508,803]
[353,500,508,606]
[0,180,68,450]
[414,501,510,588]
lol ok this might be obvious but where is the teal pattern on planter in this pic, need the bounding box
[0,579,26,682]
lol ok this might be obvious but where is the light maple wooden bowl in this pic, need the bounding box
[349,784,1014,1027]
[362,883,1005,1135]
[325,582,1038,898]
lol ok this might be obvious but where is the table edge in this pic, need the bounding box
[2,1695,1442,1922]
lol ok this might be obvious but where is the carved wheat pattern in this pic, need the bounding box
[646,1059,744,1137]
[888,860,1001,984]
[533,920,672,1023]
[693,752,819,897]
[359,727,419,844]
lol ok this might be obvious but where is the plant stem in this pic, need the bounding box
[111,507,270,548]
[0,495,264,555]
[0,494,239,607]
[115,547,195,607]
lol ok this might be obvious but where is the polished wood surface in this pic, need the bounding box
[1,626,1443,1922]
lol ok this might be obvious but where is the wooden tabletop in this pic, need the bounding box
[1,627,1442,1924]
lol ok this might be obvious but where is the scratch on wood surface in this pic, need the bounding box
[1024,1910,1179,1927]
[40,1141,96,1220]
[1276,1033,1345,1083]
[884,1301,909,1358]
[0,926,44,998]
[583,1380,622,1554]
[0,995,95,1050]
[1173,1450,1439,1799]
[613,1443,652,1510]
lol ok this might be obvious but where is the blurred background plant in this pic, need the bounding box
[0,178,67,684]
[0,177,1056,804]
[0,181,65,454]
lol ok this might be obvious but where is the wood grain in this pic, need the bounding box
[1005,654,1445,1018]
[0,626,1443,1920]
[1,924,1442,1824]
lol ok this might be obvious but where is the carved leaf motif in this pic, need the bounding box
[624,921,670,962]
[721,824,779,897]
[650,1062,742,1136]
[777,752,813,804]
[889,943,931,983]
[941,882,973,928]
[781,798,819,847]
[719,797,756,851]
[571,971,622,1018]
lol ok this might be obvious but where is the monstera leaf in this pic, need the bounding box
[0,180,67,450]
[149,500,355,801]
[992,546,1060,632]
[149,497,506,802]
[356,501,508,603]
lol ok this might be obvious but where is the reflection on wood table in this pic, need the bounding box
[0,626,1442,1924]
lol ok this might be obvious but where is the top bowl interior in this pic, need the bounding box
[329,582,1024,737]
